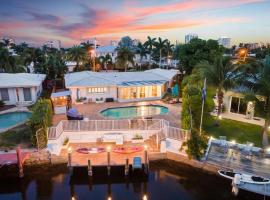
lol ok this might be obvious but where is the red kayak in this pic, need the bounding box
[77,147,106,154]
[113,146,143,154]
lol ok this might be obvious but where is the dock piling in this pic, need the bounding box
[107,146,111,176]
[144,145,149,174]
[125,158,129,176]
[88,160,93,176]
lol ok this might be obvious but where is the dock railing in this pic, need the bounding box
[47,119,190,155]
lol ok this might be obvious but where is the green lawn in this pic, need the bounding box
[203,117,263,147]
[0,125,32,150]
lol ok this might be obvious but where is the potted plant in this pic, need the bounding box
[131,134,144,143]
[62,137,69,149]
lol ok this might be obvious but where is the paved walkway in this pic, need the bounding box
[53,100,182,127]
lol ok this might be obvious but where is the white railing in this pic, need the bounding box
[167,127,190,141]
[49,119,164,140]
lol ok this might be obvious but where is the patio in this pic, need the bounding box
[53,100,181,127]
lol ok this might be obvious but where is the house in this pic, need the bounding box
[65,69,179,103]
[96,45,117,63]
[0,73,46,106]
[222,88,265,119]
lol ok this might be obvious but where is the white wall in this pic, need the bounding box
[69,86,118,103]
[1,85,43,106]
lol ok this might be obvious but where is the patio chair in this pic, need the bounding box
[132,157,142,170]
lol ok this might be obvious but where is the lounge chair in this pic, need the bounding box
[132,157,142,170]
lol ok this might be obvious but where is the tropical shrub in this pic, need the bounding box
[28,99,53,146]
[183,129,208,160]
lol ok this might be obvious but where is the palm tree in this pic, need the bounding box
[99,54,112,71]
[136,42,148,69]
[0,47,24,72]
[67,45,88,71]
[154,37,168,68]
[116,47,134,72]
[164,41,174,68]
[196,56,238,119]
[144,36,156,58]
[240,56,270,147]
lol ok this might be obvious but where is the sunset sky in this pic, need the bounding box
[0,0,269,47]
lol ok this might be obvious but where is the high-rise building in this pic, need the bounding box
[44,40,61,50]
[185,33,198,43]
[218,37,231,48]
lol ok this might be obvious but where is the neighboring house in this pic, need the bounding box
[65,69,179,103]
[96,45,117,63]
[221,88,265,119]
[65,61,83,72]
[0,73,46,106]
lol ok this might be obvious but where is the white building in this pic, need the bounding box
[65,61,83,72]
[65,69,179,103]
[96,45,118,63]
[0,73,46,106]
[218,37,231,48]
[185,33,198,43]
[44,40,61,50]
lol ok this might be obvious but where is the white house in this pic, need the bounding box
[96,45,117,63]
[65,69,179,103]
[0,73,46,106]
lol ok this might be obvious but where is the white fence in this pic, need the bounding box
[47,119,189,155]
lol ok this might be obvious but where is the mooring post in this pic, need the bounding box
[68,147,73,173]
[125,158,129,176]
[88,159,93,176]
[16,146,24,178]
[144,145,149,174]
[107,146,111,176]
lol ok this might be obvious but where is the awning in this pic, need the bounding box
[51,90,71,98]
[118,80,166,87]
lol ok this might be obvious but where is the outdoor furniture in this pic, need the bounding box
[103,133,123,144]
[67,108,83,120]
[132,157,142,170]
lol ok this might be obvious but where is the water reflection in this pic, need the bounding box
[0,161,269,200]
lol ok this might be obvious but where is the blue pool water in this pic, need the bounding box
[0,112,32,129]
[101,105,169,119]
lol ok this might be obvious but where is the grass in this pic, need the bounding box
[203,117,263,147]
[0,125,33,150]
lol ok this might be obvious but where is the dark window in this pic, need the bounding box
[23,88,32,101]
[0,88,9,101]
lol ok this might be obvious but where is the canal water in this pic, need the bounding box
[0,160,268,200]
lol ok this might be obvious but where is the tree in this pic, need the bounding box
[144,36,156,58]
[136,42,148,69]
[118,36,134,50]
[154,37,168,67]
[240,56,270,147]
[99,54,112,71]
[179,38,224,74]
[67,45,88,71]
[164,41,174,67]
[0,47,25,73]
[196,56,238,119]
[115,47,134,71]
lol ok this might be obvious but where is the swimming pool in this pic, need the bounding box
[100,105,168,119]
[0,112,32,130]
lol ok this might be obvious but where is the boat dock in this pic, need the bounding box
[63,142,154,176]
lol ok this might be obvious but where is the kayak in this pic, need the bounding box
[77,147,106,154]
[113,146,143,154]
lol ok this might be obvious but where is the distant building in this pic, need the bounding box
[132,39,140,46]
[44,40,61,50]
[96,45,117,63]
[185,33,198,43]
[218,37,231,48]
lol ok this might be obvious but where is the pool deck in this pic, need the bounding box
[53,100,181,127]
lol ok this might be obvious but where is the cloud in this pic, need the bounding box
[27,11,62,24]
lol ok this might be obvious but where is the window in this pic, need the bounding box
[23,88,32,101]
[88,87,107,94]
[0,88,9,101]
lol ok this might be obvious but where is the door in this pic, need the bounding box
[23,88,32,101]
